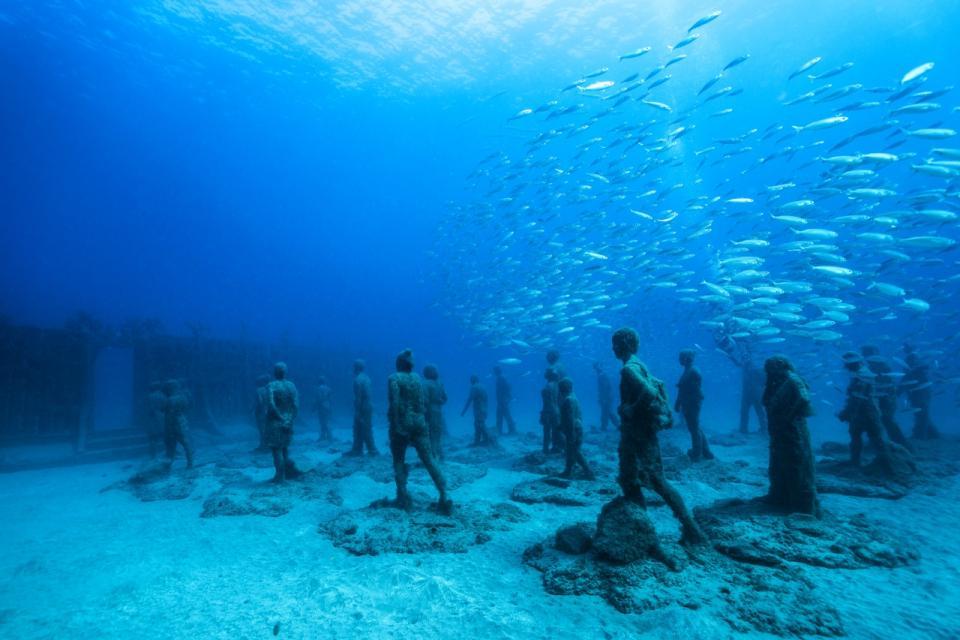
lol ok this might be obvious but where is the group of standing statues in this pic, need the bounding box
[146,326,939,540]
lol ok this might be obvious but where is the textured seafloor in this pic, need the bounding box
[0,415,958,640]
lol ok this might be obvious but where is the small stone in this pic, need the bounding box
[592,497,666,565]
[554,523,594,555]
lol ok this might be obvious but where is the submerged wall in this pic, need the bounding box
[0,318,360,449]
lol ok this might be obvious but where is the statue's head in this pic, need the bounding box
[612,327,639,361]
[273,362,288,380]
[558,377,573,396]
[395,349,414,373]
[423,364,439,380]
[353,359,365,374]
[679,349,696,366]
[841,351,862,373]
[764,355,793,379]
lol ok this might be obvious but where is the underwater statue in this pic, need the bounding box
[762,356,820,517]
[593,362,620,432]
[901,351,940,440]
[145,381,166,458]
[612,327,706,545]
[546,348,566,380]
[348,359,379,456]
[861,345,912,451]
[162,379,194,469]
[540,368,561,454]
[494,366,517,436]
[461,374,496,447]
[675,349,714,462]
[558,377,595,480]
[265,362,299,483]
[715,326,767,434]
[253,374,270,452]
[422,364,447,460]
[840,353,916,480]
[315,376,333,442]
[838,352,891,468]
[388,349,451,513]
[544,350,567,448]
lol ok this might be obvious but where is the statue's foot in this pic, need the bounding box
[680,523,708,548]
[436,498,454,516]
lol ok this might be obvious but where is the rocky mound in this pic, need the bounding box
[320,495,529,556]
[524,495,919,637]
[696,498,919,569]
[511,476,622,507]
[103,460,199,502]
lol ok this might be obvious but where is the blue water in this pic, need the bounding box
[2,0,959,420]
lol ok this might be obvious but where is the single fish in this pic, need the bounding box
[793,115,848,133]
[901,62,935,85]
[671,34,700,50]
[619,47,652,61]
[688,10,721,32]
[698,74,724,96]
[808,62,854,81]
[789,56,822,80]
[665,54,687,68]
[723,55,750,71]
[581,80,615,91]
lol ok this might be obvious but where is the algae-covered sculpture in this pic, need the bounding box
[901,351,939,440]
[388,349,451,513]
[861,345,912,451]
[265,362,299,482]
[539,368,561,454]
[715,324,768,434]
[593,362,620,432]
[162,379,194,469]
[422,364,447,460]
[612,327,705,545]
[461,374,496,447]
[675,349,714,462]
[762,356,820,517]
[558,377,595,480]
[838,352,890,468]
[348,359,379,456]
[839,352,914,480]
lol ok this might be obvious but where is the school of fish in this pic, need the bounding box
[431,9,959,396]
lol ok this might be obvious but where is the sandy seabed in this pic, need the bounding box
[1,418,958,640]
